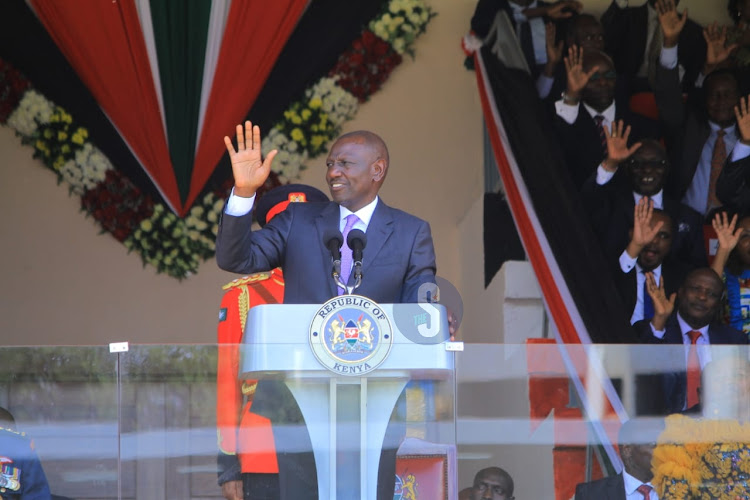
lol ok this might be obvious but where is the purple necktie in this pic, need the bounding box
[338,214,360,294]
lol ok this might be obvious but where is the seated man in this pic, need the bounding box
[615,198,690,324]
[582,135,705,269]
[0,406,52,500]
[574,418,664,499]
[468,466,515,500]
[468,0,583,77]
[554,47,659,188]
[636,268,748,414]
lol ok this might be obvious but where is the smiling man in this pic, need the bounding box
[582,136,706,269]
[216,123,437,305]
[635,267,748,413]
[215,122,437,500]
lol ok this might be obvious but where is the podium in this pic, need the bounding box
[240,301,455,499]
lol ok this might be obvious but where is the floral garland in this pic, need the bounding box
[653,414,750,499]
[0,0,435,280]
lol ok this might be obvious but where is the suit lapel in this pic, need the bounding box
[608,474,626,500]
[360,200,394,278]
[315,202,343,297]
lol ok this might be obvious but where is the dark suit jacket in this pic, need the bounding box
[601,1,706,95]
[653,58,714,203]
[216,198,437,304]
[581,171,706,269]
[632,314,748,414]
[555,102,660,189]
[574,473,626,500]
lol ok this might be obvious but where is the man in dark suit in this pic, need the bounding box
[469,0,583,78]
[216,122,437,500]
[581,137,705,269]
[635,268,748,414]
[714,95,750,214]
[216,123,436,304]
[614,199,690,324]
[601,0,705,95]
[652,0,746,216]
[574,418,663,499]
[554,47,659,188]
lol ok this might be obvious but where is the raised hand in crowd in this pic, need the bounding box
[563,45,598,103]
[626,198,665,259]
[602,120,642,172]
[710,211,741,276]
[543,22,564,78]
[655,0,687,48]
[703,22,738,76]
[645,271,676,331]
[736,95,750,144]
[223,121,278,198]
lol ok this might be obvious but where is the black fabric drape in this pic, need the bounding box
[0,0,156,200]
[204,0,389,192]
[480,44,634,343]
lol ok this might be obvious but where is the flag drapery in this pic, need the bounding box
[28,0,308,215]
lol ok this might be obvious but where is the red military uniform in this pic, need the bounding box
[216,268,284,475]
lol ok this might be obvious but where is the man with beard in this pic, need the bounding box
[615,198,690,324]
[581,136,706,269]
[653,0,749,216]
[636,268,748,414]
[554,47,659,188]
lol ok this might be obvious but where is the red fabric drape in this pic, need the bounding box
[30,0,181,213]
[186,0,309,213]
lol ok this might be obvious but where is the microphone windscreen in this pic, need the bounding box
[347,229,367,249]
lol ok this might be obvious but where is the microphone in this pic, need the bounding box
[323,230,343,280]
[347,229,367,288]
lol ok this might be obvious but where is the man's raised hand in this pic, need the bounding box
[223,121,278,198]
[602,120,642,172]
[563,45,598,100]
[655,0,687,48]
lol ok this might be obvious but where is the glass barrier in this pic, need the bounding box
[1,342,749,499]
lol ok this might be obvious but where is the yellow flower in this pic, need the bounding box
[310,135,325,149]
[43,129,53,139]
[61,144,71,154]
[61,111,73,124]
[58,131,68,141]
[309,98,322,109]
[290,128,304,142]
[140,220,153,231]
[301,109,312,120]
[53,155,65,170]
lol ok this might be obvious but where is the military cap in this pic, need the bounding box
[255,183,329,227]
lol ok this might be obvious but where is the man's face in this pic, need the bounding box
[571,18,605,51]
[637,212,673,271]
[734,217,750,268]
[705,74,740,127]
[472,472,514,500]
[621,443,656,482]
[582,56,616,111]
[626,143,669,196]
[677,271,724,328]
[325,136,382,212]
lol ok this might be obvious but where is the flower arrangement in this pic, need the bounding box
[369,0,437,57]
[0,0,435,280]
[653,414,750,499]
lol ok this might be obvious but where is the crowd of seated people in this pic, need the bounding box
[468,0,750,409]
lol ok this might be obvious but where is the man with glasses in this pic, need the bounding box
[635,268,748,414]
[554,46,659,189]
[582,136,705,269]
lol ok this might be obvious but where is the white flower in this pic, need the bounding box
[7,90,54,136]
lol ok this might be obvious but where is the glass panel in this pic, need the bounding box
[456,343,750,500]
[118,344,219,500]
[0,346,119,499]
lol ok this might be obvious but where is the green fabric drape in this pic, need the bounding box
[149,0,211,204]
